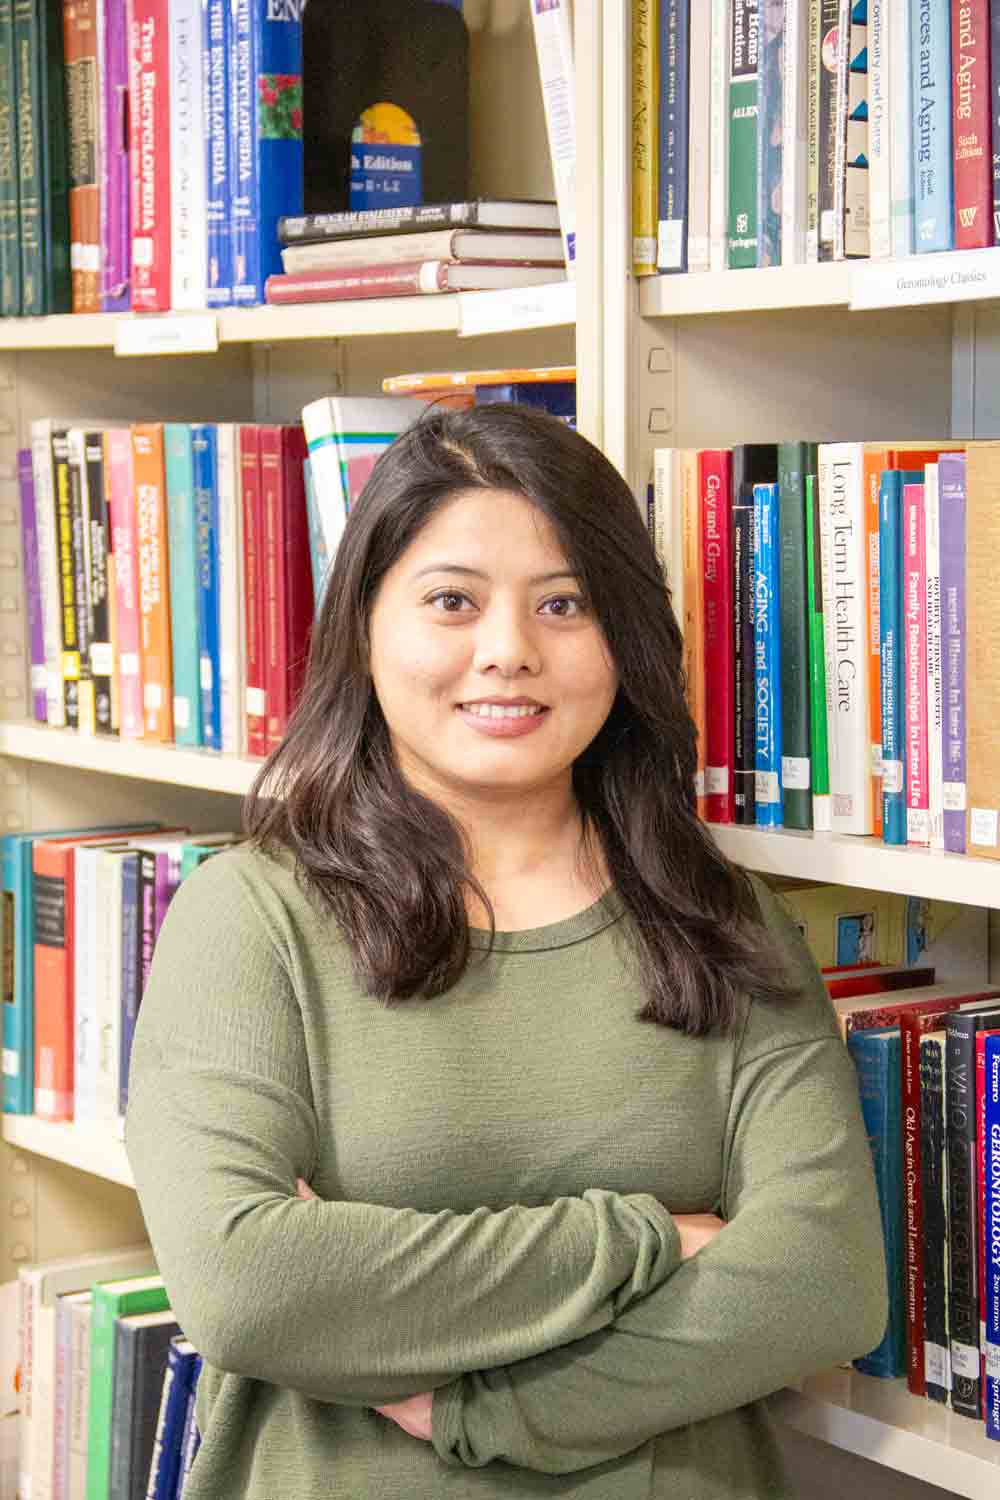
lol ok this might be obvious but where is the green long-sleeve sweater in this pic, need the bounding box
[124,844,887,1500]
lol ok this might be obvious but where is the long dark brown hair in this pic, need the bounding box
[245,403,797,1035]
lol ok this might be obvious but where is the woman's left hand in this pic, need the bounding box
[294,1178,435,1443]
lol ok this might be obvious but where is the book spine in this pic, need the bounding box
[281,424,311,724]
[901,1010,928,1395]
[924,464,944,850]
[848,1028,906,1379]
[239,423,267,757]
[993,0,1000,242]
[938,451,967,853]
[728,0,760,267]
[232,0,303,302]
[818,443,872,834]
[132,425,173,740]
[31,425,66,725]
[106,430,143,739]
[817,0,843,258]
[13,0,42,312]
[890,0,916,252]
[175,1362,203,1488]
[952,0,991,248]
[95,852,122,1124]
[682,450,707,812]
[168,0,206,307]
[863,450,884,838]
[777,441,813,830]
[843,0,870,256]
[53,1294,74,1500]
[67,431,94,736]
[19,448,48,722]
[753,481,783,827]
[32,846,74,1121]
[966,443,1000,858]
[260,424,287,751]
[52,430,81,728]
[710,0,731,268]
[163,423,203,746]
[977,1031,989,1416]
[986,1035,1000,1436]
[806,0,822,259]
[64,0,101,311]
[118,852,138,1113]
[69,1300,92,1499]
[216,422,242,753]
[203,0,231,303]
[38,0,71,312]
[0,0,20,314]
[805,469,831,828]
[632,0,658,276]
[782,0,810,265]
[732,462,756,824]
[755,0,783,267]
[879,471,907,845]
[687,0,712,270]
[99,0,130,309]
[129,0,171,307]
[107,1320,132,1500]
[904,481,930,846]
[72,847,96,1123]
[868,0,893,256]
[83,434,114,735]
[701,448,735,821]
[265,262,431,302]
[139,847,155,995]
[831,0,850,258]
[912,0,954,252]
[190,424,221,749]
[657,0,690,273]
[920,1033,951,1402]
[529,0,577,275]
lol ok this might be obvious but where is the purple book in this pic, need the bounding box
[99,0,131,310]
[153,846,182,941]
[938,451,967,854]
[18,449,47,723]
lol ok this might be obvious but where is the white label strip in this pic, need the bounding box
[115,314,219,357]
[458,279,575,338]
[851,247,1000,311]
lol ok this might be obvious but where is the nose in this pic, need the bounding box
[471,600,543,678]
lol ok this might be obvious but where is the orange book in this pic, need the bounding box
[681,450,706,818]
[63,0,101,313]
[382,365,575,397]
[131,425,174,741]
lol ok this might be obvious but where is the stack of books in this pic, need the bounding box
[265,198,568,304]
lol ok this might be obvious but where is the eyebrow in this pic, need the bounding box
[411,564,580,585]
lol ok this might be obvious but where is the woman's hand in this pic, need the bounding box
[294,1178,435,1442]
[673,1212,725,1259]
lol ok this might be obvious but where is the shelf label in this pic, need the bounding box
[458,279,575,338]
[850,247,1000,311]
[114,314,219,357]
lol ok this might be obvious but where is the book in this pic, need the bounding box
[805,469,831,829]
[912,0,954,252]
[239,425,267,758]
[80,429,116,736]
[984,1034,1000,1437]
[216,423,245,755]
[938,451,967,854]
[279,199,560,243]
[167,0,207,308]
[0,0,19,314]
[686,0,711,270]
[777,441,815,830]
[128,0,171,309]
[682,450,707,812]
[890,0,915,253]
[131,425,173,741]
[753,481,783,827]
[952,0,991,249]
[657,0,690,273]
[700,448,735,821]
[105,429,143,740]
[98,0,130,309]
[964,443,1000,860]
[17,0,71,312]
[261,424,311,752]
[19,447,47,722]
[727,0,760,267]
[781,0,811,265]
[867,0,892,257]
[163,425,203,747]
[843,0,870,258]
[530,0,577,273]
[879,470,918,845]
[709,0,730,269]
[108,1310,181,1500]
[631,0,658,276]
[203,0,230,304]
[264,260,568,303]
[57,1287,92,1500]
[754,0,783,268]
[848,1025,906,1378]
[925,463,944,849]
[919,1027,950,1402]
[145,1335,199,1500]
[85,1275,168,1500]
[191,424,221,751]
[63,0,101,312]
[732,445,778,824]
[280,228,565,273]
[816,0,843,260]
[382,365,575,396]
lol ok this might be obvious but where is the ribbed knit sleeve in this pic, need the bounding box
[430,876,888,1472]
[124,851,682,1408]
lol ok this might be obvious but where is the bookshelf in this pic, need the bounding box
[1,3,998,1498]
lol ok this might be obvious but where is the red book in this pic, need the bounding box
[281,425,313,721]
[260,426,312,752]
[264,261,567,305]
[699,449,734,823]
[903,482,929,846]
[951,0,992,250]
[128,0,171,309]
[239,425,267,758]
[825,965,935,1000]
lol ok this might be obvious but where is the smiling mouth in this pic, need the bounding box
[457,702,548,720]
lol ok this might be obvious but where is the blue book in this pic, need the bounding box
[174,1357,203,1495]
[986,1034,1000,1439]
[204,0,233,304]
[303,456,329,614]
[754,0,783,268]
[231,0,304,304]
[190,425,222,751]
[848,1025,906,1379]
[474,381,576,425]
[164,426,204,747]
[656,0,690,273]
[118,851,140,1117]
[911,0,953,252]
[753,481,783,828]
[148,1336,200,1500]
[878,470,919,845]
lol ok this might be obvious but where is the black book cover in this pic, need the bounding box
[920,1033,949,1404]
[731,444,777,824]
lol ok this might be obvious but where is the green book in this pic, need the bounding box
[727,0,759,268]
[86,1273,166,1500]
[777,442,814,831]
[12,0,40,313]
[0,0,19,314]
[13,0,69,315]
[164,425,204,748]
[804,471,831,830]
[180,832,238,881]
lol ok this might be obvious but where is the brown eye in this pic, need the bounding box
[429,591,472,613]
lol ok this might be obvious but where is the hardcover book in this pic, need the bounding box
[938,451,967,854]
[657,0,691,273]
[753,481,783,827]
[727,0,760,267]
[777,441,815,830]
[951,0,990,249]
[963,443,1000,860]
[128,0,171,308]
[911,0,954,253]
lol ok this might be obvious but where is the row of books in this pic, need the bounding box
[1,821,238,1118]
[16,1248,201,1500]
[649,441,999,861]
[634,0,996,276]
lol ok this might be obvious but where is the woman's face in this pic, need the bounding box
[367,487,619,802]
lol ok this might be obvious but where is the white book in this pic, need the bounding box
[94,848,129,1125]
[709,0,730,270]
[652,448,685,630]
[72,846,100,1124]
[529,0,577,279]
[30,420,69,727]
[66,1299,93,1500]
[831,0,851,261]
[924,463,944,850]
[805,0,821,262]
[53,1291,91,1500]
[818,443,873,834]
[867,0,892,257]
[687,0,712,272]
[216,424,244,755]
[781,0,810,265]
[888,0,914,256]
[168,0,208,308]
[18,1247,152,1500]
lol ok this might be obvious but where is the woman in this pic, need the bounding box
[125,404,886,1500]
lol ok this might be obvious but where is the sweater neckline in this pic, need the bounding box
[468,886,627,953]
